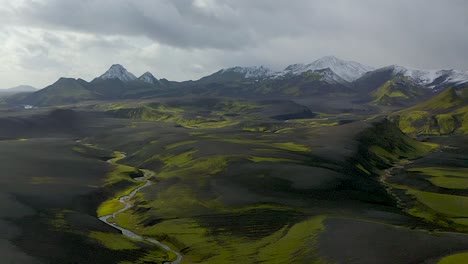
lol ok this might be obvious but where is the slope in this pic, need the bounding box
[389,87,468,135]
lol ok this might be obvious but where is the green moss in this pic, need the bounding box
[115,213,330,264]
[89,232,139,250]
[249,156,295,163]
[97,199,125,217]
[407,167,468,189]
[257,216,331,264]
[408,87,462,111]
[437,252,468,264]
[105,152,140,185]
[436,114,457,134]
[221,138,269,144]
[273,142,310,152]
[356,164,371,175]
[408,167,468,177]
[164,140,197,150]
[429,177,468,189]
[408,190,468,218]
[283,86,301,96]
[370,146,398,163]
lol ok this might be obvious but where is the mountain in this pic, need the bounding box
[356,65,468,92]
[200,56,374,84]
[277,56,375,82]
[389,65,468,88]
[199,66,274,83]
[97,64,137,82]
[389,86,468,135]
[5,58,467,107]
[7,78,96,106]
[0,85,38,98]
[370,75,431,106]
[6,65,164,106]
[4,85,37,93]
[139,72,159,85]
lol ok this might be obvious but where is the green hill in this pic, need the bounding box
[390,87,468,135]
[370,76,430,106]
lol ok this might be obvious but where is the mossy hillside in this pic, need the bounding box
[354,120,433,174]
[390,87,468,135]
[101,128,339,263]
[437,252,468,264]
[114,209,331,264]
[407,167,468,189]
[406,87,464,111]
[408,190,468,218]
[384,169,468,230]
[370,76,429,106]
[109,99,261,129]
[84,109,463,262]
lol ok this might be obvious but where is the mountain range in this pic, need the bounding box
[3,56,468,106]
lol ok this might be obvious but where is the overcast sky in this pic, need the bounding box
[0,0,467,88]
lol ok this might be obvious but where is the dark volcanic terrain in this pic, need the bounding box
[1,58,467,263]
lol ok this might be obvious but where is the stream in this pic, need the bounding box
[98,154,183,264]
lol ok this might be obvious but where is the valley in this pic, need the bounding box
[0,56,467,264]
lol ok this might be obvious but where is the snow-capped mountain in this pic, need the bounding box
[278,56,375,82]
[383,65,468,88]
[98,64,137,82]
[139,72,159,84]
[221,66,274,78]
[307,68,349,85]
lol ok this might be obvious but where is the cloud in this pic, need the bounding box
[0,0,467,87]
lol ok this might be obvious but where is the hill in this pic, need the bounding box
[389,87,468,135]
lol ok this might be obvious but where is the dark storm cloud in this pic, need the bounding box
[0,0,467,87]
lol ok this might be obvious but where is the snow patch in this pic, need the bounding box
[99,64,137,82]
[277,56,375,82]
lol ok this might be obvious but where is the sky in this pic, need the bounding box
[0,0,467,88]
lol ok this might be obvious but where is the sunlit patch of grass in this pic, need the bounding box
[408,167,468,189]
[97,199,125,217]
[242,126,267,132]
[273,142,310,152]
[289,118,339,128]
[147,150,198,169]
[408,167,468,178]
[257,215,331,264]
[105,152,141,185]
[164,140,197,150]
[429,177,468,189]
[221,138,269,144]
[437,252,468,264]
[126,216,329,264]
[89,232,139,250]
[116,214,330,264]
[407,190,468,218]
[356,164,370,175]
[249,156,295,163]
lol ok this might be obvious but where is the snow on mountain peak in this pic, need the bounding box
[280,56,375,82]
[99,64,137,82]
[388,65,468,87]
[222,65,274,78]
[139,72,159,84]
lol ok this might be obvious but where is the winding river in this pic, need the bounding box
[98,154,183,264]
